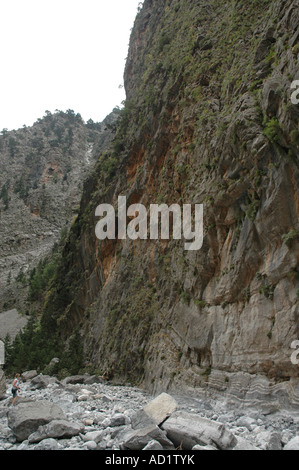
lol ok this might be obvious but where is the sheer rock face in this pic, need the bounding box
[33,1,299,404]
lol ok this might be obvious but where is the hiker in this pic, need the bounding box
[11,373,21,405]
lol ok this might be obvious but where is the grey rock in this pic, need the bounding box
[162,411,237,450]
[7,400,65,442]
[21,370,38,382]
[282,430,293,446]
[130,409,157,430]
[192,444,217,450]
[255,431,272,450]
[28,419,84,443]
[81,430,106,443]
[101,394,113,403]
[267,432,282,451]
[122,425,174,450]
[85,440,97,450]
[284,437,299,450]
[143,393,178,426]
[142,439,164,450]
[33,438,63,450]
[234,437,261,451]
[102,413,129,428]
[30,374,60,390]
[235,416,256,431]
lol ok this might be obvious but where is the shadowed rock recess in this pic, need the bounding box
[2,0,299,413]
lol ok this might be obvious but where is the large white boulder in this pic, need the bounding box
[162,411,237,450]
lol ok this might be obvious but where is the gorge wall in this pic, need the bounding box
[0,110,118,318]
[9,0,299,406]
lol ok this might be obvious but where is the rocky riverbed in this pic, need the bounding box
[0,372,299,451]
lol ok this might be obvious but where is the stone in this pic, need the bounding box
[7,400,65,442]
[131,409,157,430]
[142,439,164,450]
[101,394,113,403]
[122,425,174,450]
[143,393,178,426]
[81,430,105,444]
[28,419,85,443]
[255,431,272,450]
[267,432,282,451]
[33,438,63,450]
[235,416,256,431]
[30,374,60,390]
[77,394,90,402]
[192,444,217,450]
[21,370,38,382]
[162,411,237,450]
[284,437,299,450]
[102,413,129,428]
[85,440,97,450]
[83,418,94,426]
[233,437,261,451]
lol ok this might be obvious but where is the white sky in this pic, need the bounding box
[0,0,141,131]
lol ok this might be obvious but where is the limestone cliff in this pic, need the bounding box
[8,0,299,406]
[0,109,118,314]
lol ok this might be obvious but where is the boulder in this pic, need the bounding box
[33,438,63,450]
[284,437,299,450]
[82,430,106,444]
[21,370,38,382]
[255,431,272,450]
[122,425,174,450]
[85,440,97,450]
[192,444,217,450]
[142,439,164,450]
[101,413,129,428]
[28,419,84,443]
[7,400,65,442]
[143,393,178,426]
[131,409,157,430]
[162,411,237,450]
[235,416,256,431]
[233,437,261,451]
[62,374,105,385]
[267,432,282,451]
[30,374,60,390]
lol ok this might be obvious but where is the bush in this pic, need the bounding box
[158,32,171,51]
[290,129,299,146]
[282,229,299,248]
[263,118,282,144]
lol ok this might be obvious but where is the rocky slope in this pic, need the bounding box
[0,109,118,318]
[5,0,299,406]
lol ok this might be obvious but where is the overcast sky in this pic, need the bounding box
[0,0,141,131]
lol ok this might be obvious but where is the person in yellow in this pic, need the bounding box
[11,373,21,405]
